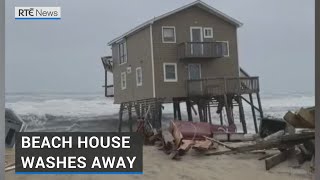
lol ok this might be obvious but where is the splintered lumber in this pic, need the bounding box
[297,107,315,127]
[162,130,175,151]
[265,151,288,170]
[263,130,284,141]
[258,153,277,160]
[192,139,213,151]
[213,133,257,142]
[206,132,314,156]
[170,121,183,147]
[203,136,235,150]
[178,140,194,154]
[284,109,314,128]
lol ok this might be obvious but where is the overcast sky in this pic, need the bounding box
[5,0,315,94]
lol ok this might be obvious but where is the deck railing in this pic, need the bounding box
[187,77,260,96]
[178,42,224,59]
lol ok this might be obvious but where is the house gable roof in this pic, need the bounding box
[108,0,243,45]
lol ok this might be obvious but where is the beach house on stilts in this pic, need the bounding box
[101,0,264,134]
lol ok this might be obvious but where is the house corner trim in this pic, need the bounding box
[150,24,156,98]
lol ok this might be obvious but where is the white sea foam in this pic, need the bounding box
[5,92,315,133]
[5,94,119,117]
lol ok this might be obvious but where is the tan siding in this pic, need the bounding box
[152,6,240,101]
[112,26,153,103]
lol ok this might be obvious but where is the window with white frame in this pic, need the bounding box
[162,26,176,43]
[119,40,127,65]
[136,67,142,86]
[121,72,126,90]
[203,27,213,38]
[163,63,178,82]
[217,41,230,57]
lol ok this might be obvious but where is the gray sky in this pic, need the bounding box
[5,0,315,94]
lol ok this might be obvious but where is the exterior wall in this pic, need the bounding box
[152,6,239,101]
[112,26,153,104]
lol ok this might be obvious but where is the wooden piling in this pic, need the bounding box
[118,103,124,132]
[249,93,258,133]
[186,100,193,122]
[177,101,182,120]
[208,103,212,124]
[135,103,141,119]
[173,100,177,120]
[198,102,204,122]
[238,96,247,134]
[219,111,223,125]
[223,94,233,125]
[128,103,133,132]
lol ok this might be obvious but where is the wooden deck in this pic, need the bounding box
[187,77,260,97]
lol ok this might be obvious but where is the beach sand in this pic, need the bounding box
[5,146,313,180]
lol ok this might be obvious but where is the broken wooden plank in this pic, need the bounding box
[265,151,288,170]
[203,136,235,150]
[192,139,213,151]
[206,132,314,156]
[284,111,314,128]
[162,130,175,151]
[170,121,184,147]
[297,107,315,128]
[212,133,257,142]
[178,140,194,155]
[258,153,277,160]
[263,130,284,141]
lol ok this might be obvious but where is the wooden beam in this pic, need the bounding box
[241,96,261,113]
[256,92,264,118]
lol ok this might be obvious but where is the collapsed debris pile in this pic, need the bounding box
[137,106,315,171]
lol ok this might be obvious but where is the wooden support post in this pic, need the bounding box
[158,103,162,128]
[153,101,161,129]
[128,103,133,132]
[141,103,145,118]
[238,96,247,134]
[256,92,264,119]
[203,102,207,123]
[224,94,233,125]
[219,110,223,125]
[118,103,124,132]
[177,101,182,120]
[186,100,193,122]
[198,103,204,122]
[135,103,141,119]
[208,103,212,124]
[173,100,177,120]
[249,94,258,133]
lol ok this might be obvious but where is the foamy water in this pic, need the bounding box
[5,92,315,133]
